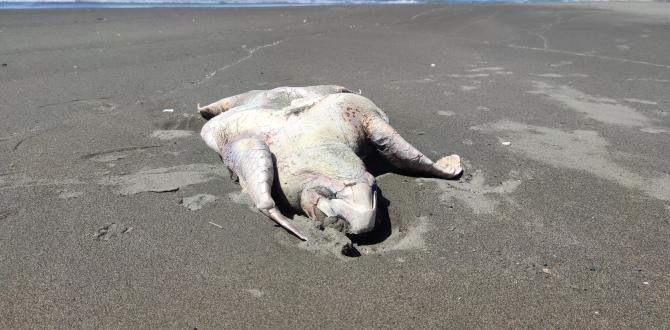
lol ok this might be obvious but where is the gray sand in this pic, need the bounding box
[1,3,670,328]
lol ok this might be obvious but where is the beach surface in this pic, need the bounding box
[1,3,669,328]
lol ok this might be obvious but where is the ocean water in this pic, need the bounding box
[0,0,569,9]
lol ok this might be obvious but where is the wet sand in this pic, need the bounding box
[1,3,669,328]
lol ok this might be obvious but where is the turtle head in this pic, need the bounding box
[301,175,378,235]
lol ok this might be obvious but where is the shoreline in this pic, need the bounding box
[2,0,657,10]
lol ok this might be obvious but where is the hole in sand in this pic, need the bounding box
[275,154,443,258]
[285,190,427,259]
[349,190,429,255]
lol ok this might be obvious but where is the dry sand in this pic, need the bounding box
[1,3,669,328]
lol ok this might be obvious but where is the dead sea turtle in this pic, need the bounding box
[198,85,462,240]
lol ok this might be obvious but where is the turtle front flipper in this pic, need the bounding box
[364,114,463,179]
[198,85,351,119]
[221,137,307,241]
[197,90,263,119]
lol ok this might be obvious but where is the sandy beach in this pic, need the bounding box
[1,3,669,328]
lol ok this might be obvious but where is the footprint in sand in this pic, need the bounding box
[93,223,133,241]
[91,101,117,114]
[0,209,15,221]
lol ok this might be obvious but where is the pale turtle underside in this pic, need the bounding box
[198,85,462,240]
